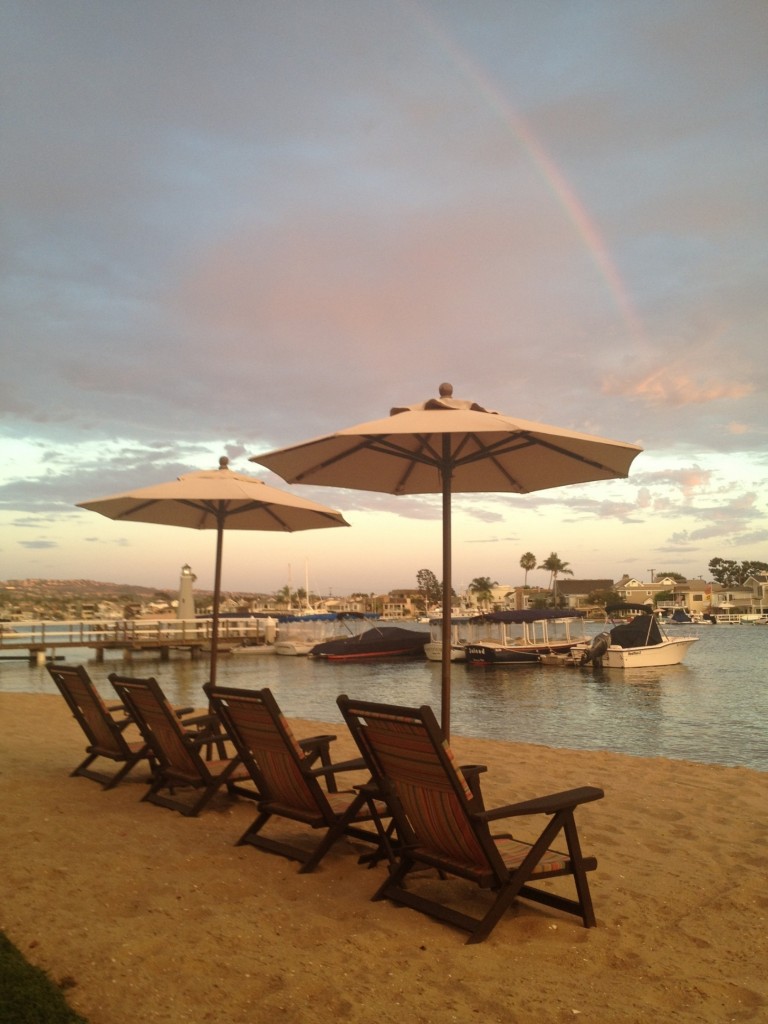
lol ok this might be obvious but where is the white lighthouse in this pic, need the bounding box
[177,564,197,620]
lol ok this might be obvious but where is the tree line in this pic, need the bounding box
[415,554,768,612]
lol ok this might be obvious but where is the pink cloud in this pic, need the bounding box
[602,367,753,406]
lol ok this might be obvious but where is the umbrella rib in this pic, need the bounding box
[112,498,164,521]
[453,432,629,478]
[292,438,375,482]
[292,434,442,489]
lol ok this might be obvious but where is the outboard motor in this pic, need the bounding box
[580,631,610,667]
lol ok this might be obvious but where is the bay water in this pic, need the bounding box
[2,622,765,771]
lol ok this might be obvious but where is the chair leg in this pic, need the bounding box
[563,812,597,927]
[297,790,373,874]
[237,811,272,846]
[101,753,145,790]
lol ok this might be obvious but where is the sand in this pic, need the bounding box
[0,691,766,1024]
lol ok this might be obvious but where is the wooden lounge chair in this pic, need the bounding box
[204,683,389,872]
[46,663,193,789]
[108,673,256,816]
[337,694,604,943]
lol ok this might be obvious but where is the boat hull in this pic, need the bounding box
[424,641,466,662]
[464,643,541,665]
[273,641,316,656]
[572,636,698,668]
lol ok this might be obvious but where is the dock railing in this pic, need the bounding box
[0,617,273,664]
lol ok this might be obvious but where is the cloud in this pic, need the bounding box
[602,367,754,406]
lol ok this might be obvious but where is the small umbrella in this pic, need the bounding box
[78,457,349,683]
[251,383,643,738]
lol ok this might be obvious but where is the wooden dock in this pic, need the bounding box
[0,617,273,665]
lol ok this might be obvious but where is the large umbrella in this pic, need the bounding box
[78,457,349,683]
[251,383,643,738]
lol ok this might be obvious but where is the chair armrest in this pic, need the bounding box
[174,706,195,718]
[307,756,367,778]
[299,733,336,751]
[475,786,604,822]
[182,713,220,729]
[186,727,233,749]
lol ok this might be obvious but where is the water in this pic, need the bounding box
[2,623,766,771]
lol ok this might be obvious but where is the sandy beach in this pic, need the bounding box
[0,691,766,1024]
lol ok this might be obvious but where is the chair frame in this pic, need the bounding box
[108,673,256,816]
[47,663,158,789]
[204,683,388,872]
[338,694,604,943]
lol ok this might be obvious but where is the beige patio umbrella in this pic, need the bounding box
[78,457,349,683]
[251,383,643,738]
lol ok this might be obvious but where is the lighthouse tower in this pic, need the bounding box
[177,564,197,620]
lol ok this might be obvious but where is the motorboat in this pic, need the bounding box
[273,639,316,656]
[666,608,694,625]
[309,625,429,661]
[464,642,541,665]
[572,604,699,669]
[463,609,589,666]
[231,642,277,655]
[424,617,476,662]
[273,611,372,656]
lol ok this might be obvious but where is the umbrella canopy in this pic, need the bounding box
[78,457,349,683]
[251,383,643,738]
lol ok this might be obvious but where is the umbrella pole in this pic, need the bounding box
[210,517,224,685]
[441,438,452,740]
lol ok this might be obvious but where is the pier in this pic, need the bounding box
[0,617,273,665]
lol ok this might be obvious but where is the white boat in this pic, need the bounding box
[231,642,277,655]
[572,604,698,669]
[273,638,316,656]
[424,640,469,662]
[424,617,476,662]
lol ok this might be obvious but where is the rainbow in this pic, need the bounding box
[402,1,643,341]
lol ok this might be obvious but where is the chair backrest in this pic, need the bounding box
[47,664,129,756]
[338,696,494,870]
[205,683,326,815]
[109,674,201,777]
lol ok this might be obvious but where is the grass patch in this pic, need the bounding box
[0,930,88,1023]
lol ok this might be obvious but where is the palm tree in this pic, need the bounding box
[537,552,574,606]
[519,552,537,587]
[468,576,497,610]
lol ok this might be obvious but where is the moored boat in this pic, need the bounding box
[424,617,476,662]
[666,608,694,625]
[309,625,429,661]
[464,642,541,665]
[231,640,277,655]
[572,604,698,669]
[273,639,316,656]
[463,609,589,667]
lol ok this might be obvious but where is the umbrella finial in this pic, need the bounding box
[438,382,453,398]
[218,456,229,470]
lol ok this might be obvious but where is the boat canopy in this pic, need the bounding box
[466,609,587,625]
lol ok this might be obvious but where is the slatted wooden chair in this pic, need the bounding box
[108,673,256,816]
[204,683,389,872]
[46,663,173,789]
[337,694,604,943]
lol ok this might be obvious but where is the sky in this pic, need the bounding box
[1,0,766,600]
